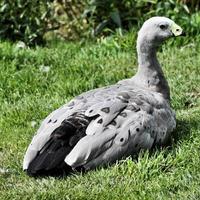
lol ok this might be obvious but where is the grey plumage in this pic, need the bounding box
[23,17,184,176]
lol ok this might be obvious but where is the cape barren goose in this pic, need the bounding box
[23,17,185,176]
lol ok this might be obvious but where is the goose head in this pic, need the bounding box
[137,16,185,51]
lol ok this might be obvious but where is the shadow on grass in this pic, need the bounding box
[172,117,197,144]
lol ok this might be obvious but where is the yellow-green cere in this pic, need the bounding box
[171,22,183,36]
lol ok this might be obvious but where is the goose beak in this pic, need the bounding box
[180,31,186,36]
[171,23,185,36]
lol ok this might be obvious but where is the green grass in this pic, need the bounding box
[0,33,199,200]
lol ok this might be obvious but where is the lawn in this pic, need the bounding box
[0,33,199,200]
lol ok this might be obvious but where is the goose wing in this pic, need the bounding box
[65,89,176,170]
[23,84,125,171]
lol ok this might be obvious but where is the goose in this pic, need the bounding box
[23,17,185,176]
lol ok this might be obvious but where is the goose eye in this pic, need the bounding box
[159,24,166,30]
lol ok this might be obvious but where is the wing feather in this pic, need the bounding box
[64,128,117,167]
[85,97,127,135]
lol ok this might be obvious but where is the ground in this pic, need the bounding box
[0,33,199,200]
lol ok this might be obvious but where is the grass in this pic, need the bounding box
[0,33,199,200]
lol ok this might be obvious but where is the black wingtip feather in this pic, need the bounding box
[26,113,90,177]
[27,162,72,177]
[26,138,73,177]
